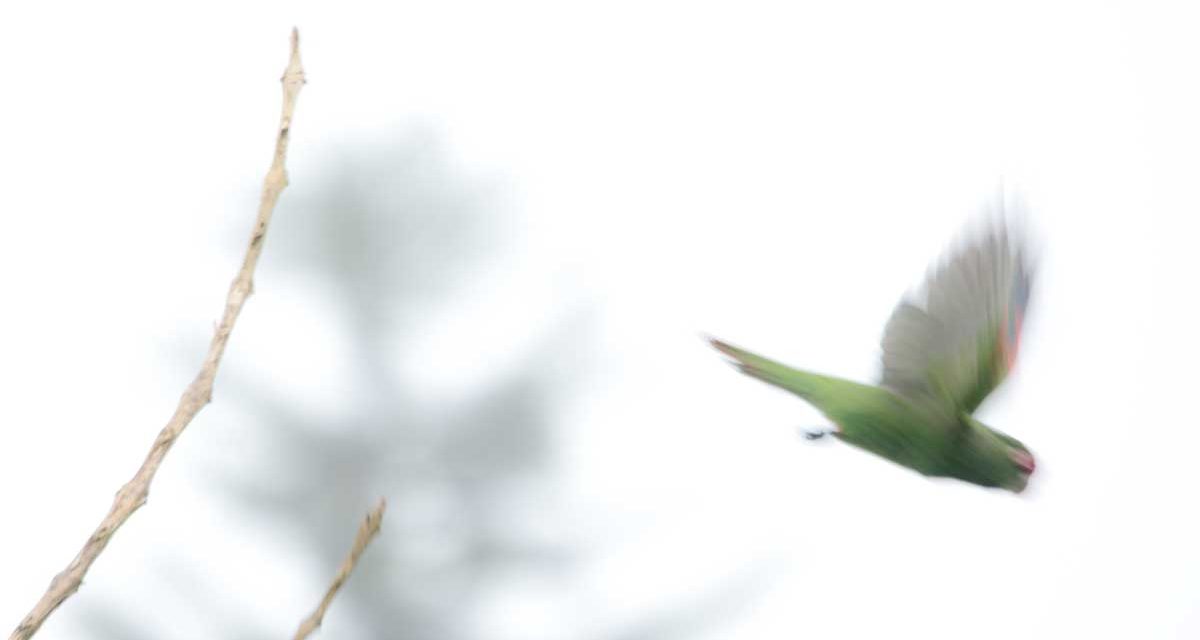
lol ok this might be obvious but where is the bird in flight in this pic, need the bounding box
[711,216,1036,492]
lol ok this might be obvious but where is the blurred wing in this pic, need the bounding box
[879,222,1033,413]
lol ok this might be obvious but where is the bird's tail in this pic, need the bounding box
[709,337,834,404]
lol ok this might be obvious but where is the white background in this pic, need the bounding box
[2,1,1199,638]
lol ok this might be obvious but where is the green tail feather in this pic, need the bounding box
[709,337,833,404]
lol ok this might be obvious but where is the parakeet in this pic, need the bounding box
[711,219,1036,492]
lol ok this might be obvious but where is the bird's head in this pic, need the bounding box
[990,428,1036,493]
[1006,443,1036,493]
[956,417,1036,493]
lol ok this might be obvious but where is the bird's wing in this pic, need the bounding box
[878,220,1033,414]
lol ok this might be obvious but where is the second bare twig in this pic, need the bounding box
[293,499,388,640]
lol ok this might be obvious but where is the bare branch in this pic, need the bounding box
[293,499,388,640]
[9,28,307,640]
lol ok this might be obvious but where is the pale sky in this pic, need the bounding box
[2,1,1199,639]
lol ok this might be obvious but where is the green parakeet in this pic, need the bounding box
[711,221,1035,492]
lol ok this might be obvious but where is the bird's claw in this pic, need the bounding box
[802,427,833,441]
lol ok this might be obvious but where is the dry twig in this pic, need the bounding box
[9,28,307,640]
[293,499,388,640]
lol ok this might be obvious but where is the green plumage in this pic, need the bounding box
[712,219,1036,492]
